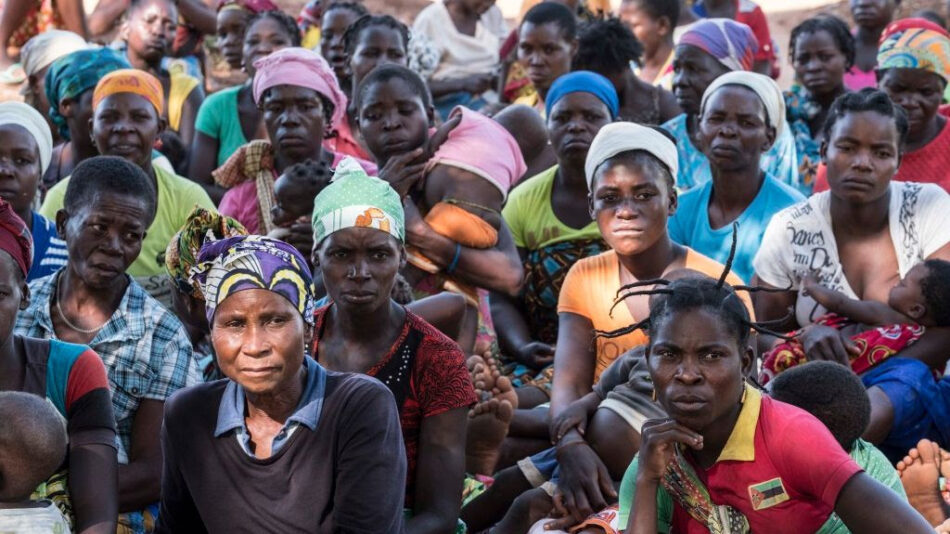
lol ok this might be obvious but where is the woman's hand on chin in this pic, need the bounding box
[636,418,704,483]
[379,148,427,198]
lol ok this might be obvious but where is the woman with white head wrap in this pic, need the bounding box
[667,71,805,282]
[0,101,67,281]
[19,30,91,138]
[539,122,750,523]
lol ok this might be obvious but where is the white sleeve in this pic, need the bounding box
[915,183,950,258]
[752,208,797,288]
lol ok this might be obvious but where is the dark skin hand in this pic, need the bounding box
[553,430,618,523]
[409,408,470,534]
[118,399,164,512]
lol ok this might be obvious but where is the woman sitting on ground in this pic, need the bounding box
[572,16,680,125]
[511,2,577,117]
[17,156,200,533]
[310,159,477,533]
[156,235,406,532]
[0,198,118,534]
[662,18,801,193]
[189,9,296,192]
[319,1,368,99]
[752,89,950,463]
[40,69,215,306]
[619,276,934,533]
[121,0,204,147]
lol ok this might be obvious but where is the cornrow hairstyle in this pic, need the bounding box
[342,14,410,57]
[789,15,855,71]
[521,2,578,41]
[247,9,303,47]
[323,1,368,21]
[921,259,950,327]
[622,0,680,29]
[573,16,644,75]
[355,63,433,113]
[821,88,909,149]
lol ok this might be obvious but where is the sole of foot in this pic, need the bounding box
[898,439,949,527]
[466,398,514,477]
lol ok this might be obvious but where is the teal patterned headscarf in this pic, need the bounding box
[311,157,405,244]
[44,48,129,140]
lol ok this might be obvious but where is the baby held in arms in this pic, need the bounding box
[761,259,950,384]
[269,158,333,240]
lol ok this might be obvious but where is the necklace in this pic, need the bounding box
[55,275,107,335]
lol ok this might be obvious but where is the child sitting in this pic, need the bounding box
[770,361,908,534]
[269,158,333,239]
[760,259,950,384]
[0,391,70,533]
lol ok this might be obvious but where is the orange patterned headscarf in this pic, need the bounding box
[92,69,165,115]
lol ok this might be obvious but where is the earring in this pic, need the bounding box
[740,384,748,404]
[651,388,657,402]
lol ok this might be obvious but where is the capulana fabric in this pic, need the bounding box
[252,47,348,130]
[545,71,620,119]
[44,47,130,140]
[0,198,33,277]
[216,0,279,13]
[93,69,165,115]
[311,157,405,244]
[585,122,679,189]
[191,235,316,325]
[877,18,950,85]
[20,30,90,76]
[165,207,248,300]
[0,101,53,175]
[679,18,758,72]
[701,71,786,143]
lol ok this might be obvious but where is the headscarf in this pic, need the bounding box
[216,0,279,13]
[679,19,758,72]
[545,71,620,119]
[92,69,165,116]
[878,18,950,85]
[44,48,130,140]
[191,235,316,325]
[585,122,678,189]
[700,71,786,145]
[20,30,91,77]
[298,0,321,25]
[252,47,347,129]
[165,207,248,299]
[0,101,53,175]
[0,198,33,278]
[427,106,527,200]
[312,157,404,244]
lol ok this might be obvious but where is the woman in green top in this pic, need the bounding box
[188,10,299,193]
[490,71,616,407]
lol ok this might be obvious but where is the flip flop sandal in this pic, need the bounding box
[0,63,25,85]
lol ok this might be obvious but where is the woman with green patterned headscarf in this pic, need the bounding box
[165,206,246,380]
[310,157,477,534]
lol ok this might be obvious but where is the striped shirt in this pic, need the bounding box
[28,211,68,282]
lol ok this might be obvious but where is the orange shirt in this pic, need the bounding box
[558,248,752,381]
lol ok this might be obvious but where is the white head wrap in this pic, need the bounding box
[0,102,54,175]
[584,122,679,190]
[700,71,786,146]
[20,30,91,76]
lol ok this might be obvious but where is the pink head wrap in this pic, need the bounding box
[428,107,527,201]
[252,47,348,130]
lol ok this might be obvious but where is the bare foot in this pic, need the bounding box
[466,398,513,476]
[899,439,949,526]
[493,375,520,410]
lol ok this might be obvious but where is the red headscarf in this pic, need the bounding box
[0,199,33,277]
[881,18,950,43]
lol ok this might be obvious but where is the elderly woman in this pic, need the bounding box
[0,198,118,534]
[164,207,247,381]
[214,46,375,242]
[189,9,297,188]
[310,159,477,533]
[155,235,406,532]
[491,72,615,403]
[16,155,199,533]
[41,47,130,190]
[815,18,950,192]
[619,276,933,533]
[668,72,804,283]
[753,89,950,463]
[0,102,69,281]
[40,68,215,306]
[663,18,800,193]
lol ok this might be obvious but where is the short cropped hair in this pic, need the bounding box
[0,391,67,501]
[65,156,158,225]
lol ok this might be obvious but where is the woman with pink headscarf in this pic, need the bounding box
[213,47,376,246]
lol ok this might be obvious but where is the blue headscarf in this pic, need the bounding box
[545,71,620,120]
[44,48,129,140]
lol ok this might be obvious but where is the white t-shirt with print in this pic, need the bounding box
[753,181,950,326]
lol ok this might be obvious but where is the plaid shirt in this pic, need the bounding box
[16,271,200,462]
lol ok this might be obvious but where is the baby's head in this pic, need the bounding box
[887,259,950,327]
[272,159,332,226]
[0,392,67,502]
[770,361,870,451]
